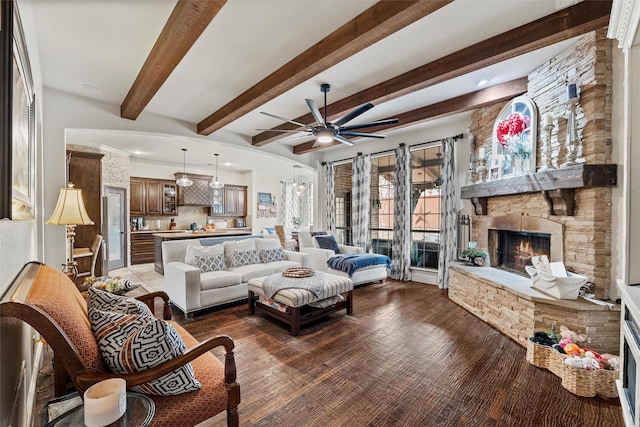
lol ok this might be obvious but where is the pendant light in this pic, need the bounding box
[176,148,193,187]
[209,153,224,189]
[293,165,305,196]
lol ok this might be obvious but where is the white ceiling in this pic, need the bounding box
[27,0,587,172]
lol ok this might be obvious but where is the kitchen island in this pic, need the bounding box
[153,228,252,274]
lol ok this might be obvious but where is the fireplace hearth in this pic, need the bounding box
[489,229,551,276]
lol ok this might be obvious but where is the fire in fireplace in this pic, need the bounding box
[488,230,551,276]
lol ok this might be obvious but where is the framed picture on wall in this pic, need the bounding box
[1,2,35,219]
[258,192,272,205]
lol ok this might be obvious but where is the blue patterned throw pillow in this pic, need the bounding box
[89,309,201,396]
[231,248,260,267]
[194,254,226,272]
[315,235,341,254]
[259,247,286,263]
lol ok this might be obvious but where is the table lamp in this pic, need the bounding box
[46,183,94,278]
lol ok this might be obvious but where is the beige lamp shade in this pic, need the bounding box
[46,183,94,226]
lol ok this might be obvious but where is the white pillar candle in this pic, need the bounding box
[84,378,127,427]
[543,113,554,127]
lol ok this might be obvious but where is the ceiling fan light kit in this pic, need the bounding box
[260,84,398,148]
[176,148,193,187]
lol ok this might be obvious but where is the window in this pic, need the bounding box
[334,162,352,245]
[410,144,442,269]
[370,154,395,258]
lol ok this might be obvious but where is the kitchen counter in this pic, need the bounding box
[152,228,252,274]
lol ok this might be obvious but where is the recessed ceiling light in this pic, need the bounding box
[223,162,232,167]
[133,151,142,155]
[475,78,491,88]
[79,82,101,91]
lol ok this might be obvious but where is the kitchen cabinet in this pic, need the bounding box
[223,185,247,216]
[130,177,176,216]
[211,187,223,215]
[131,232,155,264]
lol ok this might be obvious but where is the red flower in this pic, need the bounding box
[496,113,528,146]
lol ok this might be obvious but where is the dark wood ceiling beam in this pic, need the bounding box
[257,0,611,147]
[121,0,227,120]
[293,77,527,155]
[197,0,454,135]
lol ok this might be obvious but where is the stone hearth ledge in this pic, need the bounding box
[448,263,620,354]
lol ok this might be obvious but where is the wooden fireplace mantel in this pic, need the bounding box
[460,164,617,215]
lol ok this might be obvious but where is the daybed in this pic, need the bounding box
[163,237,308,318]
[0,262,240,427]
[297,232,389,285]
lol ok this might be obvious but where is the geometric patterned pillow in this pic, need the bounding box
[314,234,341,254]
[89,309,201,396]
[231,248,260,268]
[259,247,286,263]
[87,286,152,317]
[194,255,226,272]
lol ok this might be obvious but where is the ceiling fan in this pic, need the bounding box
[258,83,399,147]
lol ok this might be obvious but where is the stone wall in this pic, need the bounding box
[468,29,614,299]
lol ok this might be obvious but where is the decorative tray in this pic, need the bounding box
[282,267,315,278]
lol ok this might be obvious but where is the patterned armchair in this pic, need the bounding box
[0,262,240,427]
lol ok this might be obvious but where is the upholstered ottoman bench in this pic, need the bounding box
[247,272,353,336]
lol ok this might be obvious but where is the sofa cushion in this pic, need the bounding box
[223,239,256,265]
[185,244,224,266]
[259,247,286,263]
[255,238,282,250]
[230,264,275,282]
[89,309,201,396]
[200,271,243,291]
[314,235,341,253]
[194,255,226,272]
[297,232,313,249]
[265,259,301,272]
[87,286,152,317]
[231,248,260,267]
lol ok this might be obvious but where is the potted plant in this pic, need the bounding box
[461,249,487,266]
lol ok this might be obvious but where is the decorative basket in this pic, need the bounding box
[548,350,568,377]
[561,365,597,397]
[595,369,619,399]
[526,339,551,368]
[282,267,315,278]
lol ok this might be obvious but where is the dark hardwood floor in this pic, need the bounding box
[176,280,623,427]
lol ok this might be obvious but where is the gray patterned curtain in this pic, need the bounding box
[438,137,457,289]
[324,162,335,234]
[279,181,298,229]
[390,144,412,280]
[300,182,313,230]
[351,154,371,251]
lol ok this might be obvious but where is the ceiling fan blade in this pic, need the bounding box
[255,128,311,133]
[340,118,399,131]
[260,111,309,128]
[305,99,325,126]
[341,131,386,139]
[333,135,354,146]
[333,102,374,126]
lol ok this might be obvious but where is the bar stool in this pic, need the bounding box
[73,234,103,278]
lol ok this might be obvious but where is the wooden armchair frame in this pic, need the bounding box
[0,262,240,426]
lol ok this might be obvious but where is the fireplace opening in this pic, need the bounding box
[488,230,551,276]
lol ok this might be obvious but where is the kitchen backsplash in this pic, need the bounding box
[139,206,244,231]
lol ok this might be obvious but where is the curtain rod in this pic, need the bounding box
[321,133,464,165]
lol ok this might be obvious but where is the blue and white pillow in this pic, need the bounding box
[194,255,226,272]
[89,309,201,396]
[314,234,341,253]
[231,248,260,267]
[259,247,286,263]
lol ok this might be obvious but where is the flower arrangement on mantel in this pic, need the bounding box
[496,113,532,161]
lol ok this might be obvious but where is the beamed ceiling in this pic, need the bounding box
[30,0,612,171]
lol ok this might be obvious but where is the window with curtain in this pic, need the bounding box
[410,144,442,269]
[370,154,395,258]
[333,162,352,245]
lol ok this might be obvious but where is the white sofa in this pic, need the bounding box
[297,232,388,286]
[162,237,308,318]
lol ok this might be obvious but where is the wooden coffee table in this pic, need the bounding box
[247,272,353,336]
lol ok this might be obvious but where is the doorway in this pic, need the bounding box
[105,186,127,271]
